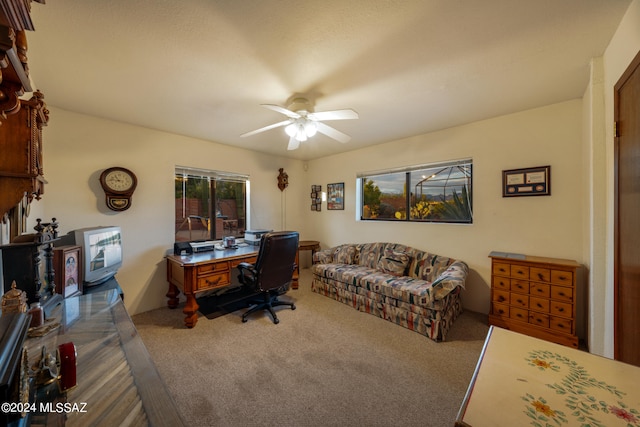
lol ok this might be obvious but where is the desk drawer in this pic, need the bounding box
[196,272,229,290]
[197,262,229,275]
[492,276,510,291]
[230,256,257,268]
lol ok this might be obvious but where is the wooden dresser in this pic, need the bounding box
[488,252,581,348]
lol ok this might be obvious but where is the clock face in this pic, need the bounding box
[103,169,135,192]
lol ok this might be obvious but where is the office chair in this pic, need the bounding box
[237,231,299,324]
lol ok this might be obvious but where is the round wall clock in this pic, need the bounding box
[99,167,138,211]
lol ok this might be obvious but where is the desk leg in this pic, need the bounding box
[166,283,180,309]
[183,293,199,328]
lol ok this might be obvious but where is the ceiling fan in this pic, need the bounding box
[240,97,359,150]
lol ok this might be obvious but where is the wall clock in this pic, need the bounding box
[99,167,138,211]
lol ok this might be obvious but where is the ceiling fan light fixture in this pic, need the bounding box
[304,120,317,138]
[296,123,308,142]
[285,122,297,137]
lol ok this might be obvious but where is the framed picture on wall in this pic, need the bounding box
[502,165,551,197]
[53,245,83,298]
[327,182,345,210]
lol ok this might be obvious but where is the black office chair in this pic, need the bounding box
[237,231,299,324]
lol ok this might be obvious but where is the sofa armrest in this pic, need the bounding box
[313,249,334,264]
[430,260,469,300]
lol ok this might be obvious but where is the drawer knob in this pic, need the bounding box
[537,273,544,280]
[536,303,543,308]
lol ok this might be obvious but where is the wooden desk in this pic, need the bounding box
[166,246,300,328]
[455,326,640,427]
[297,240,320,280]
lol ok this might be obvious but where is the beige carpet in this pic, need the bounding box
[132,269,489,427]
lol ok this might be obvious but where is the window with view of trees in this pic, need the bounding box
[359,159,472,223]
[174,167,249,242]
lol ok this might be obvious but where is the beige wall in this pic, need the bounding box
[28,1,639,353]
[304,100,585,317]
[38,107,307,315]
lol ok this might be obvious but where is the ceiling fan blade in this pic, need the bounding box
[261,104,301,119]
[287,135,300,150]
[316,122,351,143]
[240,120,291,138]
[308,109,359,121]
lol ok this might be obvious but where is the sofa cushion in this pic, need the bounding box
[409,252,453,282]
[311,263,378,286]
[332,244,357,264]
[359,271,436,308]
[377,248,410,276]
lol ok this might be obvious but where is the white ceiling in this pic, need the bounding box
[26,0,631,161]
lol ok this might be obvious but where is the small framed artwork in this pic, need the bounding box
[327,182,345,210]
[53,245,83,298]
[311,185,322,211]
[502,166,551,197]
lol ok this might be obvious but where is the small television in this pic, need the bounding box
[57,226,123,286]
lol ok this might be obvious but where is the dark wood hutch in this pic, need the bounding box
[0,0,48,238]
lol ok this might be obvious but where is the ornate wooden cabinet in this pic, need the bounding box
[488,253,581,348]
[0,91,49,221]
[0,0,48,222]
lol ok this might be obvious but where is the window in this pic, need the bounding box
[358,159,472,223]
[174,167,249,242]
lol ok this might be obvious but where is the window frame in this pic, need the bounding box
[175,166,250,242]
[357,158,473,224]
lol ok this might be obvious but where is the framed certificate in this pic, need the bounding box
[502,166,551,197]
[53,245,83,298]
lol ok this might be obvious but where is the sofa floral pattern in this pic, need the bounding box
[311,242,468,342]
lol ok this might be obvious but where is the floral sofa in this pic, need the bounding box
[311,242,468,342]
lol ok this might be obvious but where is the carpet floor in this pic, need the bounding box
[132,269,489,426]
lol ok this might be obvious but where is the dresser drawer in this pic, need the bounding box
[551,270,573,286]
[492,302,510,318]
[510,265,529,279]
[529,312,550,328]
[530,282,550,297]
[529,296,550,313]
[197,262,229,275]
[492,289,509,304]
[550,285,573,302]
[530,267,550,282]
[550,316,573,333]
[550,300,572,318]
[510,279,529,294]
[492,276,510,291]
[196,272,229,290]
[510,293,528,308]
[493,262,511,276]
[510,307,528,322]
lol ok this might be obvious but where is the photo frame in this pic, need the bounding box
[327,182,345,210]
[310,185,322,211]
[53,245,83,298]
[502,166,551,197]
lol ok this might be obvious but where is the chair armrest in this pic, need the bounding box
[431,260,469,300]
[237,262,257,282]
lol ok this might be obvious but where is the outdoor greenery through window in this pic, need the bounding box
[359,159,472,223]
[174,167,249,242]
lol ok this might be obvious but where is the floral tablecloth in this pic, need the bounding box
[456,326,640,427]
